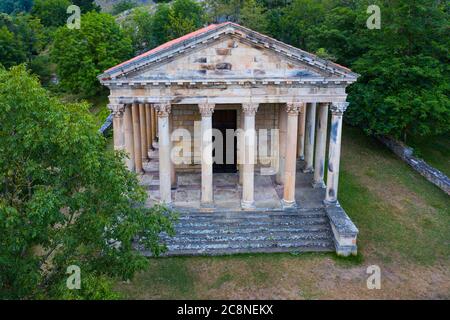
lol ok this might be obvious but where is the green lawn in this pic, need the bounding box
[116,125,450,299]
[408,134,450,176]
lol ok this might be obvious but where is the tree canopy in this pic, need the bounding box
[0,66,176,299]
[51,11,133,96]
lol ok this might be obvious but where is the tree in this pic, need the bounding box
[0,66,176,299]
[0,0,33,14]
[124,0,206,52]
[72,0,100,13]
[112,0,137,15]
[0,13,45,68]
[51,11,133,96]
[31,0,71,28]
[347,0,450,140]
[239,0,268,33]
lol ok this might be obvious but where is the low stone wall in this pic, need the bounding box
[378,136,450,195]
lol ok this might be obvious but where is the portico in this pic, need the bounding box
[100,22,359,256]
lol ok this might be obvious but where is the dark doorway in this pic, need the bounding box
[212,110,237,173]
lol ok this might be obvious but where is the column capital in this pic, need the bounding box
[330,102,349,116]
[108,104,125,118]
[198,103,215,117]
[154,103,171,117]
[242,103,259,116]
[286,102,305,115]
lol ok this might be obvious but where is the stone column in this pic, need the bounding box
[241,103,258,210]
[123,104,135,171]
[238,111,244,185]
[303,103,317,173]
[151,105,157,148]
[313,103,329,188]
[108,103,125,151]
[139,103,148,161]
[131,103,143,173]
[276,104,287,184]
[282,103,302,208]
[324,102,348,205]
[297,104,306,159]
[169,111,176,188]
[145,103,152,150]
[155,103,172,204]
[199,103,215,206]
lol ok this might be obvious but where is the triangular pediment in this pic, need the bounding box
[99,22,358,83]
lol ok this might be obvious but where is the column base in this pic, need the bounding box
[312,181,326,189]
[159,200,173,208]
[299,155,305,161]
[302,167,314,173]
[200,202,215,212]
[323,198,338,207]
[281,199,297,210]
[241,200,255,210]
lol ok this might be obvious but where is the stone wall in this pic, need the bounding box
[170,104,280,170]
[378,136,450,195]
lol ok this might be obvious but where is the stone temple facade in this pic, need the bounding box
[99,22,359,256]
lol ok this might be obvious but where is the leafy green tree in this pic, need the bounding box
[51,11,133,96]
[112,0,137,15]
[72,0,100,13]
[239,0,268,33]
[125,0,205,52]
[0,13,45,68]
[347,0,450,140]
[0,66,176,299]
[31,0,71,28]
[0,0,33,14]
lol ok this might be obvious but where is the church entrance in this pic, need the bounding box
[212,109,237,173]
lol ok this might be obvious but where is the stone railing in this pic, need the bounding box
[99,113,113,135]
[378,136,450,195]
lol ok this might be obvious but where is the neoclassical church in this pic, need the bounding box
[99,22,359,256]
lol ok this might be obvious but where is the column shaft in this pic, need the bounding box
[123,105,135,171]
[297,104,306,159]
[241,103,258,209]
[131,103,143,173]
[303,103,317,172]
[199,104,214,206]
[145,104,152,150]
[108,104,125,151]
[282,103,302,208]
[169,112,176,188]
[151,106,157,147]
[139,103,148,161]
[156,104,172,204]
[324,102,348,205]
[313,103,329,188]
[276,104,287,184]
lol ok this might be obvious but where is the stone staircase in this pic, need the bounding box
[140,209,335,256]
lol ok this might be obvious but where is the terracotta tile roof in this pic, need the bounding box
[104,22,230,73]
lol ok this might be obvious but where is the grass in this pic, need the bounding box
[116,125,450,299]
[408,134,450,176]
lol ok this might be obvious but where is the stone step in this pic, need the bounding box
[171,224,331,236]
[157,239,335,256]
[173,217,329,229]
[164,230,332,244]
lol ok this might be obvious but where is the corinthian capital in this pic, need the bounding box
[330,102,349,116]
[154,103,171,117]
[242,103,259,116]
[108,104,125,118]
[198,103,215,117]
[286,102,305,115]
